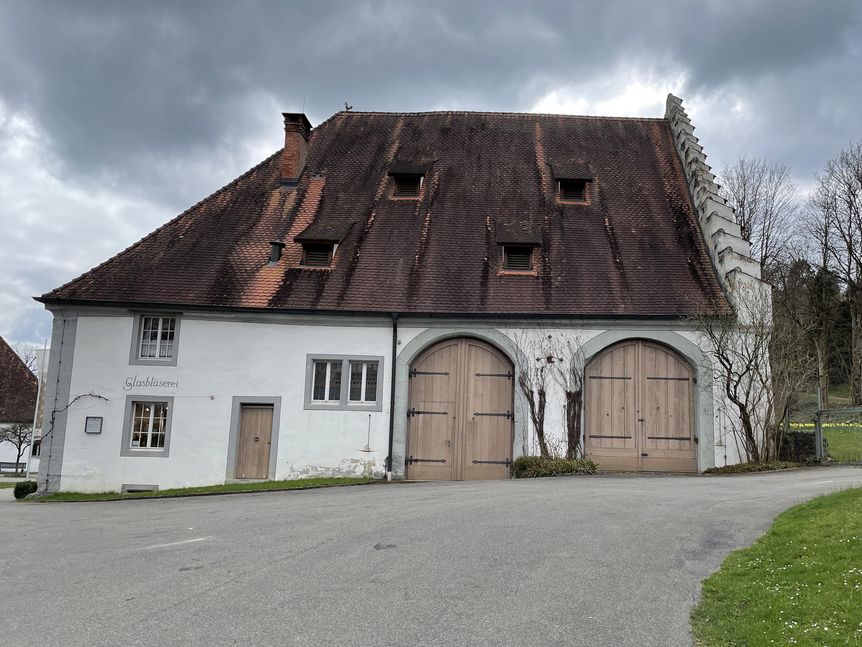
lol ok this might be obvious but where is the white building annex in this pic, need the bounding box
[35,96,767,493]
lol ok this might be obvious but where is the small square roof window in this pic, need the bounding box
[392,174,422,198]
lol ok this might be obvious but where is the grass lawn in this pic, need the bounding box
[790,421,862,463]
[27,476,376,502]
[0,481,18,489]
[691,487,862,646]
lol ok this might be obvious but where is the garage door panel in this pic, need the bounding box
[587,340,697,473]
[585,342,637,457]
[462,341,513,480]
[408,338,513,480]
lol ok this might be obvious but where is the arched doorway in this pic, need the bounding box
[585,340,697,472]
[406,338,514,480]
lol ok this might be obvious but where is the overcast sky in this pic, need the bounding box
[1,0,860,346]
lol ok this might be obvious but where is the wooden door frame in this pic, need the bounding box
[225,396,282,481]
[393,329,529,478]
[580,331,713,472]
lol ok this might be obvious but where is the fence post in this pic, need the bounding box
[814,412,824,462]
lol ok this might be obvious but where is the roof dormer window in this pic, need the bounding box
[392,174,423,198]
[502,245,534,271]
[301,243,335,268]
[557,178,589,203]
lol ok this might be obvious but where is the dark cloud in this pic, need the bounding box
[0,0,860,343]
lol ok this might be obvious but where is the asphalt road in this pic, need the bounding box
[3,467,862,647]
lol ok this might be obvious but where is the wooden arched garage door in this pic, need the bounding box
[585,340,697,472]
[406,338,514,480]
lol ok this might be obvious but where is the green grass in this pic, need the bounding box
[691,487,862,646]
[703,461,801,475]
[27,476,376,502]
[0,481,18,489]
[790,421,862,463]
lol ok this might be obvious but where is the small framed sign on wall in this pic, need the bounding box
[84,416,103,434]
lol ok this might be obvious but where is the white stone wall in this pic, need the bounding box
[50,311,744,492]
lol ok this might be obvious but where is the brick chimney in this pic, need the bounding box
[281,112,312,188]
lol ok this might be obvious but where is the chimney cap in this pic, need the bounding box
[282,112,312,133]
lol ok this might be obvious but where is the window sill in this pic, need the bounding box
[498,269,538,276]
[121,449,170,458]
[305,402,384,412]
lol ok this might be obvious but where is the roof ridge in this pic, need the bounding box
[41,149,283,300]
[328,109,667,122]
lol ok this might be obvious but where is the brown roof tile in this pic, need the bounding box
[42,110,729,317]
[0,335,37,423]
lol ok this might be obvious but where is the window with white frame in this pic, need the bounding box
[139,316,176,359]
[305,356,384,410]
[312,360,343,402]
[130,401,168,449]
[120,396,174,457]
[349,361,378,403]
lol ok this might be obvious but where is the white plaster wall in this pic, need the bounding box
[57,314,744,491]
[59,315,393,492]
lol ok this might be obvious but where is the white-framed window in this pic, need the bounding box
[130,401,168,449]
[312,360,343,402]
[305,355,384,411]
[349,361,378,403]
[120,396,174,457]
[140,316,176,359]
[129,314,181,366]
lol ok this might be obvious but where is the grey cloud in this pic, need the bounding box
[0,0,860,344]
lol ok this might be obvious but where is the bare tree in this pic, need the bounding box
[720,158,798,277]
[809,142,862,404]
[696,278,815,463]
[12,342,39,375]
[548,333,586,459]
[772,255,842,408]
[0,423,32,475]
[514,332,554,457]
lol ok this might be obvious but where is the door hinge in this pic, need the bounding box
[473,410,513,420]
[407,408,448,417]
[409,368,449,378]
[472,458,512,466]
[405,456,446,465]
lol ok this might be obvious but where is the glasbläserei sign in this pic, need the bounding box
[124,375,179,391]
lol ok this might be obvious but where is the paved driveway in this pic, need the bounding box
[3,467,861,646]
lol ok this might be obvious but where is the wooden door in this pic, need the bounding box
[639,342,697,472]
[585,340,696,472]
[584,341,639,471]
[461,340,515,480]
[406,338,513,480]
[236,405,274,479]
[405,340,459,480]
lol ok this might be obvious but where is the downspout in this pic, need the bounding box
[386,312,399,478]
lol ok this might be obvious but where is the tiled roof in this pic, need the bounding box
[0,335,37,423]
[41,110,729,317]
